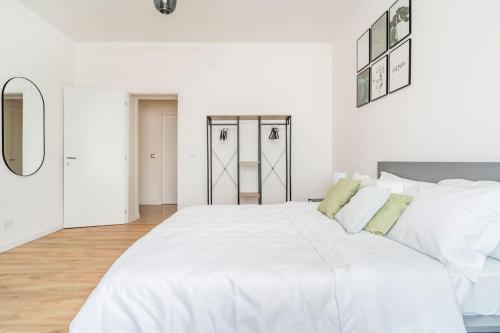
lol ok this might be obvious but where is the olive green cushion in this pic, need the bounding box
[318,178,361,219]
[364,194,413,236]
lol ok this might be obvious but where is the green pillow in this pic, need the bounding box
[364,194,413,236]
[318,178,361,219]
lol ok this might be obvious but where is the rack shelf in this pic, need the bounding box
[239,192,261,198]
[207,115,292,205]
[208,115,289,121]
[239,161,260,165]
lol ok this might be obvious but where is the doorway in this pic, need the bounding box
[128,95,178,222]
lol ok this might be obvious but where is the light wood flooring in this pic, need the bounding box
[0,205,176,333]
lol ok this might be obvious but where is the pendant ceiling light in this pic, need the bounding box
[153,0,177,15]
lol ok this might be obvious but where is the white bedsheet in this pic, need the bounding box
[461,257,500,315]
[70,203,466,333]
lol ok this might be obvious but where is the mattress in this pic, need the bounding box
[462,257,500,316]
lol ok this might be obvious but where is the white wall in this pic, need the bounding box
[75,44,333,208]
[0,0,74,251]
[332,0,500,177]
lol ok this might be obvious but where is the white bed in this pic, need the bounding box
[70,202,467,333]
[461,258,500,316]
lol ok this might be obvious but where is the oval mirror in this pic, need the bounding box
[2,77,45,176]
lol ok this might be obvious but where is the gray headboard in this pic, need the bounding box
[377,162,500,183]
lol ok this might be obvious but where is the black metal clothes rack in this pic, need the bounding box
[259,115,292,203]
[207,115,291,205]
[206,116,240,205]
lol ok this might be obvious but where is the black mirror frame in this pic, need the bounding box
[1,77,46,177]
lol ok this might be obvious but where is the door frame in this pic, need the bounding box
[128,88,181,222]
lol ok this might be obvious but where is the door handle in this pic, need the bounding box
[66,157,77,160]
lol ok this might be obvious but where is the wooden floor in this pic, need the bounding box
[0,205,176,333]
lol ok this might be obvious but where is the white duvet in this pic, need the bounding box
[70,203,466,333]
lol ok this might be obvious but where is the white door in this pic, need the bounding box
[138,103,162,205]
[64,88,128,228]
[162,114,177,204]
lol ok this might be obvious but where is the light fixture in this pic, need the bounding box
[153,0,177,15]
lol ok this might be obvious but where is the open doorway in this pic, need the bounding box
[128,94,178,222]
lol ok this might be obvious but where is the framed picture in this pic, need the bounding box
[357,29,370,72]
[389,0,411,48]
[371,56,388,101]
[357,68,371,107]
[371,12,388,62]
[389,39,411,93]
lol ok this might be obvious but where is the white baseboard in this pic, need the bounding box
[0,225,62,253]
[129,214,141,222]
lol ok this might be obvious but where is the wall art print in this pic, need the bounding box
[371,12,388,61]
[389,0,411,48]
[371,56,388,100]
[357,29,370,72]
[389,39,411,93]
[357,68,371,107]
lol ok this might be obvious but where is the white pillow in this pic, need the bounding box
[352,173,370,181]
[379,172,439,196]
[352,173,377,187]
[438,179,475,188]
[376,180,406,194]
[331,172,348,185]
[335,186,390,234]
[439,179,500,188]
[438,180,500,261]
[388,187,500,282]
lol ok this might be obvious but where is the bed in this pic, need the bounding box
[70,162,500,333]
[461,258,500,316]
[377,162,500,333]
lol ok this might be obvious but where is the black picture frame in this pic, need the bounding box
[389,39,411,94]
[371,55,388,101]
[370,11,388,62]
[357,29,371,72]
[389,0,412,49]
[357,67,371,108]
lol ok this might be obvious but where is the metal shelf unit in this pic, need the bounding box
[259,115,292,203]
[207,115,291,205]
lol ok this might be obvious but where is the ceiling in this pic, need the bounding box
[18,0,362,43]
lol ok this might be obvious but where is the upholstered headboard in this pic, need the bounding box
[377,162,500,183]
